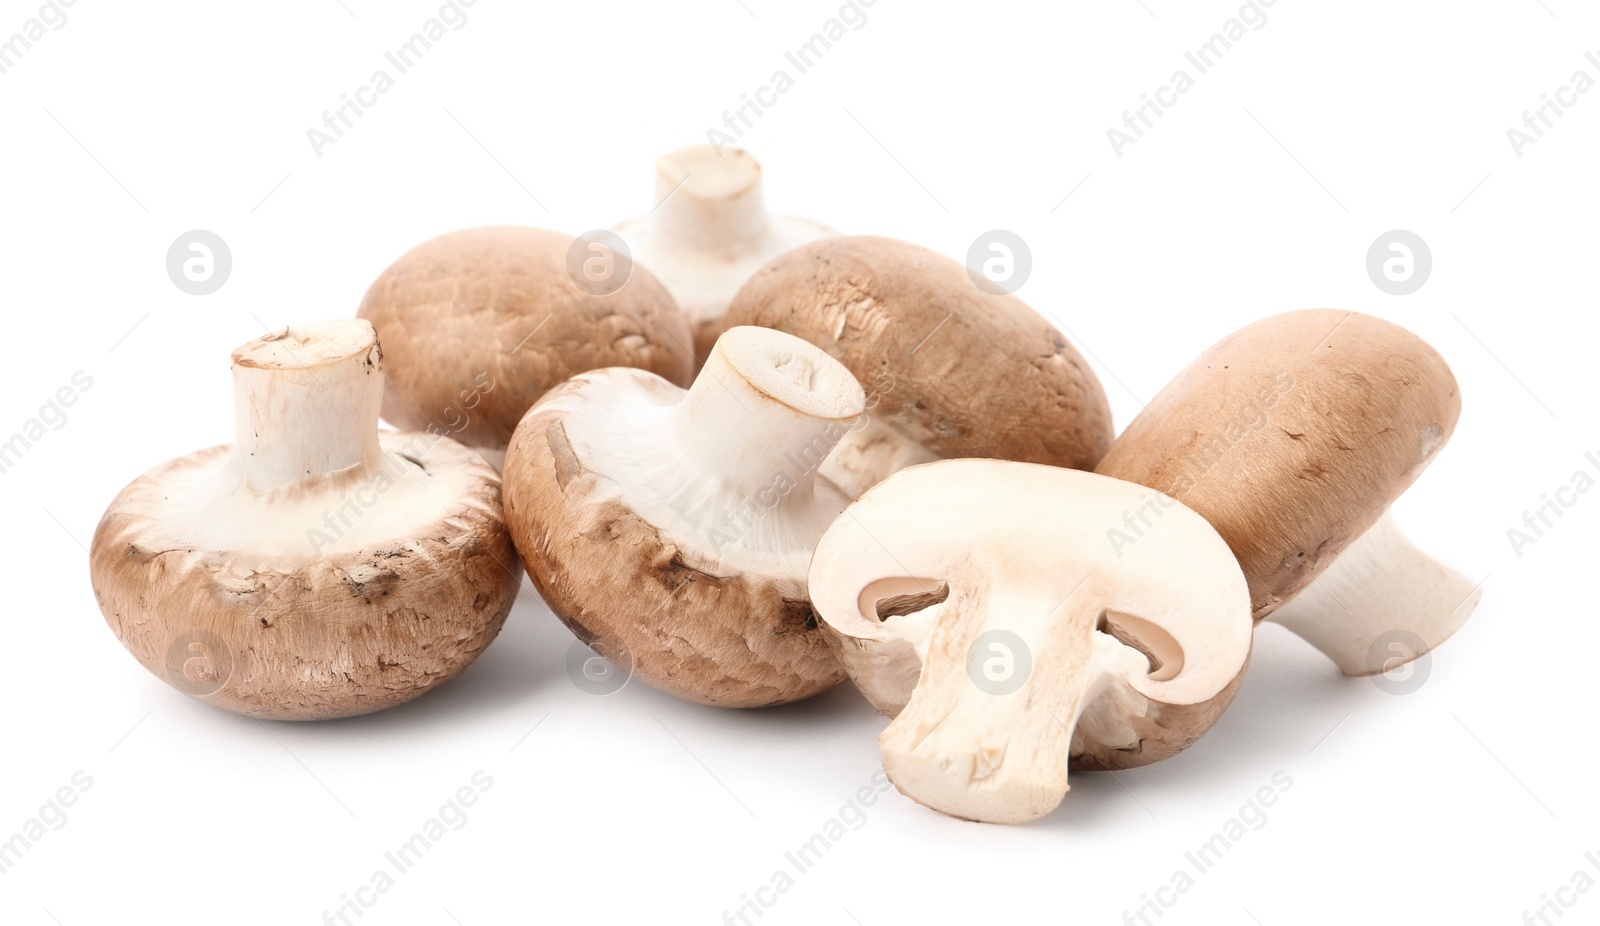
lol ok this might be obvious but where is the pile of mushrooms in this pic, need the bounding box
[86,145,1480,826]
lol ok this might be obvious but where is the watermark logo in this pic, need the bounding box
[1366,629,1430,696]
[166,230,232,295]
[1365,229,1430,296]
[565,230,633,297]
[966,629,1032,695]
[566,639,632,696]
[164,628,232,697]
[966,229,1032,295]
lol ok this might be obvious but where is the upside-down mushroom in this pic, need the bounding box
[500,326,866,707]
[614,146,836,367]
[89,319,519,720]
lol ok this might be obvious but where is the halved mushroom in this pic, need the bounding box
[1095,308,1477,679]
[89,319,519,720]
[808,460,1252,824]
[614,146,836,367]
[357,226,695,468]
[723,235,1113,497]
[500,326,866,707]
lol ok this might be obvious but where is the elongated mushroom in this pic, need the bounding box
[357,226,694,468]
[89,320,520,720]
[809,460,1252,824]
[614,146,836,366]
[500,326,865,707]
[1095,308,1477,679]
[723,235,1113,497]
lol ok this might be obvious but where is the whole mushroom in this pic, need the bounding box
[1095,308,1479,683]
[613,146,836,367]
[723,235,1114,497]
[89,319,520,720]
[808,460,1253,824]
[357,225,695,468]
[501,325,866,707]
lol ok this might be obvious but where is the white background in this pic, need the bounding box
[2,1,1596,924]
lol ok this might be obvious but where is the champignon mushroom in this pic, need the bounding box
[1095,308,1477,679]
[808,460,1252,824]
[722,235,1114,498]
[500,325,866,707]
[89,319,520,720]
[357,226,695,468]
[613,146,836,367]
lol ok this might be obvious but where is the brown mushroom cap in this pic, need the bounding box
[357,226,695,458]
[502,327,867,707]
[89,321,520,720]
[1096,309,1461,620]
[723,235,1113,484]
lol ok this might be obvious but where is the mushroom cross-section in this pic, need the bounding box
[614,146,836,367]
[89,319,520,720]
[808,460,1252,824]
[501,325,867,707]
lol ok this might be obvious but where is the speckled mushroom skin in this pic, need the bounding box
[1068,649,1252,772]
[89,437,519,720]
[1097,309,1461,622]
[501,373,846,708]
[357,226,695,454]
[723,236,1113,472]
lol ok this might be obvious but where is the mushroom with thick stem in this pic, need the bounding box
[500,325,867,707]
[357,226,695,469]
[1093,308,1477,684]
[614,146,836,367]
[808,460,1252,824]
[89,319,520,720]
[723,235,1114,497]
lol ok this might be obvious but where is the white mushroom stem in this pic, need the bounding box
[879,586,1146,825]
[229,321,383,493]
[615,327,866,576]
[652,147,768,252]
[1267,512,1482,676]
